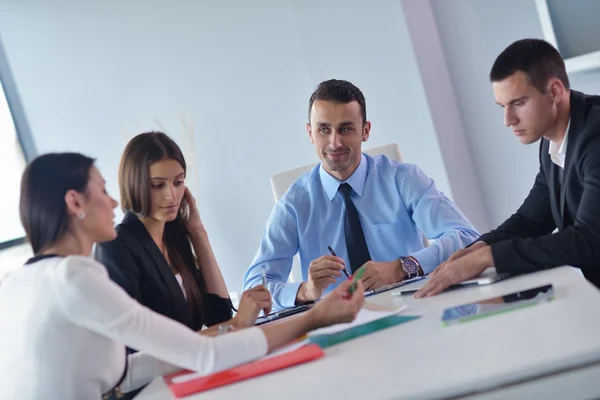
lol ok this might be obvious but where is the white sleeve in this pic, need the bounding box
[121,352,180,392]
[51,256,268,385]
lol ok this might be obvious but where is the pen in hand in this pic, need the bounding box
[327,246,350,278]
[261,266,268,289]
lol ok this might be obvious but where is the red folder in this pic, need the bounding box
[164,344,324,398]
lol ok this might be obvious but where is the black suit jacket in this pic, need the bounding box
[479,90,600,288]
[95,212,233,331]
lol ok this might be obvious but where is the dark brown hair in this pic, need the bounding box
[308,79,367,126]
[20,153,95,255]
[490,38,570,93]
[119,131,205,325]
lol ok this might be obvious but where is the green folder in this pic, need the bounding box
[308,315,420,348]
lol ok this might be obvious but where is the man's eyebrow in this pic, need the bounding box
[507,96,527,105]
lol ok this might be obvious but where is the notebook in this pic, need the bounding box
[164,344,324,398]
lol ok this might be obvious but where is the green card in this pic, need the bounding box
[308,315,420,348]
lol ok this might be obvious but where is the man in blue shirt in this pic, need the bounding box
[243,79,479,309]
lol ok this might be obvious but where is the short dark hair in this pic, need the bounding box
[490,38,570,92]
[308,79,367,125]
[119,131,207,327]
[20,153,95,255]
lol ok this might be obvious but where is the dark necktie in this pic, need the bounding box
[339,183,371,272]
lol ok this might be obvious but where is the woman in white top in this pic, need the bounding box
[0,153,364,399]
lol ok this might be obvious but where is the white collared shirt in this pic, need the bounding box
[549,119,571,169]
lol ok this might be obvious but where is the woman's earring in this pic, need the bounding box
[77,211,86,220]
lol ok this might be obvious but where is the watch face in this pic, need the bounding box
[403,258,419,274]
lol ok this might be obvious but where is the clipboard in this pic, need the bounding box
[164,344,324,398]
[364,276,427,297]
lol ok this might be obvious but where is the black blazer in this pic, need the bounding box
[479,90,600,288]
[95,212,233,331]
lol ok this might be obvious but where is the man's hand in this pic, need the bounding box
[431,241,487,278]
[359,260,406,291]
[232,286,272,328]
[296,255,345,303]
[415,245,493,298]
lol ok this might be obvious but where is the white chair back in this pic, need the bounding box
[270,143,402,201]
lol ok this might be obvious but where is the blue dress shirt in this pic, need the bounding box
[243,154,479,309]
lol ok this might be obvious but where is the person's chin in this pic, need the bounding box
[520,135,541,145]
[328,159,354,172]
[163,209,180,221]
[98,229,118,243]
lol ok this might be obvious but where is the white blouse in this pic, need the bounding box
[175,273,187,299]
[0,256,267,399]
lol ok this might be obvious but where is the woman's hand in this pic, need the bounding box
[182,186,205,235]
[308,280,364,329]
[232,286,272,329]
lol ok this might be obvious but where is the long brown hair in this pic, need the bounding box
[119,132,205,325]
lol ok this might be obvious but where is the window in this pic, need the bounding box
[0,39,35,281]
[535,0,600,73]
[0,78,27,248]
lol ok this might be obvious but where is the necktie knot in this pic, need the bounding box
[338,183,352,200]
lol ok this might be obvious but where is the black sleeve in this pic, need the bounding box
[477,165,557,245]
[492,129,600,282]
[94,238,142,303]
[202,292,234,327]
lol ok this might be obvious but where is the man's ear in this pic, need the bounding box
[362,121,371,142]
[64,189,85,218]
[548,78,565,103]
[306,123,314,144]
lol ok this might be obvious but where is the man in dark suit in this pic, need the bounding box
[417,38,600,297]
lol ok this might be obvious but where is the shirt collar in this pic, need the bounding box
[548,119,570,168]
[558,119,570,159]
[319,153,368,201]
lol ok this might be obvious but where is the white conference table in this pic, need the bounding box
[138,266,600,400]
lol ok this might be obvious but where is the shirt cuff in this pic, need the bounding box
[274,282,303,309]
[466,239,486,248]
[490,241,518,274]
[409,247,438,275]
[202,293,234,327]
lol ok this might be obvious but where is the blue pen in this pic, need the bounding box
[328,246,350,278]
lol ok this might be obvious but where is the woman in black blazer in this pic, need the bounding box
[95,132,270,333]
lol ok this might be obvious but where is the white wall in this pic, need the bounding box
[431,0,600,229]
[401,0,490,232]
[0,0,454,292]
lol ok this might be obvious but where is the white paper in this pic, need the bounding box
[308,305,407,336]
